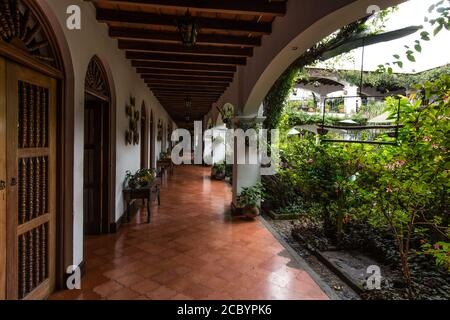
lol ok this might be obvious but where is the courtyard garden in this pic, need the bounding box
[260,2,450,300]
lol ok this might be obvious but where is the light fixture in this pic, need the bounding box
[185,97,192,109]
[177,10,199,48]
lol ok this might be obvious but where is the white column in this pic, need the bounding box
[344,85,360,115]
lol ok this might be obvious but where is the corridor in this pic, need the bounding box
[50,166,328,300]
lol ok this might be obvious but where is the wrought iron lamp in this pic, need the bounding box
[177,10,199,48]
[185,97,192,109]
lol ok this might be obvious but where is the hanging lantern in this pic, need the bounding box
[177,10,199,48]
[185,97,192,109]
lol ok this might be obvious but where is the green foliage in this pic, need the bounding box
[239,183,266,207]
[125,168,157,188]
[380,1,450,72]
[273,75,450,298]
[263,16,378,129]
[340,64,450,92]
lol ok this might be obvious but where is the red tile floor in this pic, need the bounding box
[50,165,328,300]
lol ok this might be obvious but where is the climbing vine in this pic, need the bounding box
[263,17,372,129]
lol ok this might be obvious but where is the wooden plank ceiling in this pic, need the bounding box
[90,0,287,126]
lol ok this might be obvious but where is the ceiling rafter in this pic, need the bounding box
[91,0,286,16]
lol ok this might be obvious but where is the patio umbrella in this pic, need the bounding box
[319,26,421,61]
[287,128,301,135]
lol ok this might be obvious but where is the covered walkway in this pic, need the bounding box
[50,166,328,300]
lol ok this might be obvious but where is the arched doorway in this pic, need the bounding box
[0,0,73,299]
[150,111,155,169]
[140,102,148,169]
[83,56,113,235]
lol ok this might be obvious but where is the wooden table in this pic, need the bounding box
[122,180,160,224]
[157,158,174,176]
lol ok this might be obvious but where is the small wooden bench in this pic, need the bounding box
[122,179,160,224]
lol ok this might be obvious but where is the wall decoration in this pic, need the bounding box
[217,103,234,129]
[157,119,163,141]
[125,96,139,145]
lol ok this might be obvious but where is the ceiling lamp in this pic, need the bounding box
[185,97,192,109]
[177,10,199,48]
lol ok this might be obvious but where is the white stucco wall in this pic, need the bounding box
[43,0,176,266]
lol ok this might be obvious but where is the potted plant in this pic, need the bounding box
[125,169,156,189]
[239,183,265,219]
[136,168,156,187]
[211,163,226,180]
[125,170,138,189]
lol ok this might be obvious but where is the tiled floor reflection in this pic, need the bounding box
[50,166,328,300]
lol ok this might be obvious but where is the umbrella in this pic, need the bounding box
[287,128,301,135]
[319,26,422,61]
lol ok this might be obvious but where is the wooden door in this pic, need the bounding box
[0,57,6,300]
[83,100,103,235]
[6,62,57,300]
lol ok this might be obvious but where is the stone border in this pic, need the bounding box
[258,216,341,300]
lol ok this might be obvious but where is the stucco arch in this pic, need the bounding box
[241,0,404,115]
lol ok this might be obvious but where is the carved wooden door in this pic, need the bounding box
[5,62,56,300]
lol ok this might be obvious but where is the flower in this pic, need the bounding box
[386,187,393,193]
[307,159,314,164]
[432,144,439,149]
[423,136,431,142]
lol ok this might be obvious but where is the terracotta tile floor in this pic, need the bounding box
[50,165,328,300]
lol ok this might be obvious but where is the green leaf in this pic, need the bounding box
[434,24,443,36]
[407,54,416,62]
[414,44,422,53]
[393,54,400,59]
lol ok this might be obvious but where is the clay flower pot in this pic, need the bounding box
[243,205,260,219]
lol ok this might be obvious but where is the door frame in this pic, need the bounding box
[84,56,116,234]
[140,102,148,169]
[150,111,155,169]
[0,0,74,293]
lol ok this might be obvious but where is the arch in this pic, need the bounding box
[0,0,75,298]
[83,55,116,236]
[140,102,149,169]
[241,0,404,115]
[150,110,155,169]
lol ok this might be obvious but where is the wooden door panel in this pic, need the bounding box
[6,62,56,300]
[0,57,6,300]
[83,101,102,235]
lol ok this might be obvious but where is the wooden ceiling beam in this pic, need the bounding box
[132,61,237,72]
[127,51,246,65]
[96,9,272,34]
[138,68,233,78]
[119,40,253,57]
[109,28,261,47]
[146,80,228,87]
[153,92,221,98]
[141,74,231,82]
[150,86,226,91]
[93,1,286,17]
[147,83,228,90]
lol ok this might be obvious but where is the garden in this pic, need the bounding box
[258,2,450,300]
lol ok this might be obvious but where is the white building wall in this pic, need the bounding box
[44,0,175,266]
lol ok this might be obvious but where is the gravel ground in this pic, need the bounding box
[263,215,361,300]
